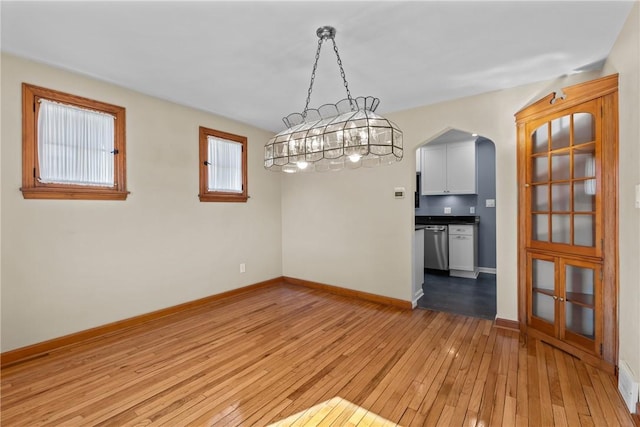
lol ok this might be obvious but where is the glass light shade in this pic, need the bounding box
[264,97,403,173]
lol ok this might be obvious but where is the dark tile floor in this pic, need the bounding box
[416,271,496,320]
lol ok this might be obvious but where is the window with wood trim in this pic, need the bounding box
[199,126,248,202]
[21,83,128,200]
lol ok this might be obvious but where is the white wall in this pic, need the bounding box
[281,164,412,300]
[604,1,640,390]
[1,54,283,352]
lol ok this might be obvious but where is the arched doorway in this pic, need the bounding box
[414,129,497,319]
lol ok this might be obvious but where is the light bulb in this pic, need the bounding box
[349,154,361,163]
[297,161,308,170]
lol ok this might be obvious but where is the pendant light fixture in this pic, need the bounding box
[264,26,403,173]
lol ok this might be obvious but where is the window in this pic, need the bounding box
[21,83,127,200]
[199,126,248,202]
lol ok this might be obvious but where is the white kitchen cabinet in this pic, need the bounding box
[415,147,422,172]
[448,224,478,278]
[420,140,476,195]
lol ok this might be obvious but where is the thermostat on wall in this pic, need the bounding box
[394,187,405,199]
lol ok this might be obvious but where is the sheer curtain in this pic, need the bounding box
[37,99,115,186]
[208,136,242,193]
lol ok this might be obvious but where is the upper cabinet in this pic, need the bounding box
[420,140,476,195]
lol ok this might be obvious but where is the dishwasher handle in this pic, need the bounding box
[424,225,447,232]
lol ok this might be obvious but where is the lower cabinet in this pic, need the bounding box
[527,251,602,357]
[448,224,478,278]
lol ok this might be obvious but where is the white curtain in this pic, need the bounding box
[208,136,242,193]
[37,99,115,186]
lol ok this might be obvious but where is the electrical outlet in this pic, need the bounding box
[240,263,246,273]
[470,206,475,214]
[444,207,451,214]
[486,199,496,208]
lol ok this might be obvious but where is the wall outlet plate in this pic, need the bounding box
[470,206,475,214]
[486,199,496,208]
[394,187,405,199]
[444,207,452,214]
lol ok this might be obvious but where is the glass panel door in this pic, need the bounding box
[526,100,600,258]
[561,259,600,353]
[528,253,557,336]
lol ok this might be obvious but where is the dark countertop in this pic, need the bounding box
[415,215,479,225]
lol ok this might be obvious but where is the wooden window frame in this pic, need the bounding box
[21,83,128,200]
[198,126,248,203]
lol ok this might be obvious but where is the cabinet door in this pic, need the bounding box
[421,145,447,194]
[527,252,558,338]
[526,101,600,258]
[449,234,474,270]
[446,141,476,194]
[526,251,602,356]
[560,258,601,354]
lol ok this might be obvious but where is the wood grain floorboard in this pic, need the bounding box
[1,284,635,426]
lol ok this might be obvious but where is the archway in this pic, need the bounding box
[413,128,497,319]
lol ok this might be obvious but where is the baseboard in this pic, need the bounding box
[478,267,497,275]
[634,402,640,426]
[450,269,479,279]
[282,276,412,310]
[1,277,283,368]
[412,289,425,309]
[494,317,520,332]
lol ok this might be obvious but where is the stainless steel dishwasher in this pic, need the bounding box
[424,225,449,271]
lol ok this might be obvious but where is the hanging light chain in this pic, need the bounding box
[331,38,354,110]
[302,38,324,119]
[302,26,356,119]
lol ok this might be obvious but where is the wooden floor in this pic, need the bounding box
[1,284,635,426]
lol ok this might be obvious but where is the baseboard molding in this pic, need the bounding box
[282,276,412,310]
[634,402,640,427]
[412,289,425,309]
[478,267,497,275]
[450,269,479,279]
[494,317,520,332]
[1,277,283,368]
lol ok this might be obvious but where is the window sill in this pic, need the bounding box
[199,193,248,203]
[20,187,129,201]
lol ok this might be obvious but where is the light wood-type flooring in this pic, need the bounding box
[1,283,635,426]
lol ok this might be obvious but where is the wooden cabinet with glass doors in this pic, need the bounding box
[516,75,618,373]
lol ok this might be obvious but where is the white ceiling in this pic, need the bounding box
[1,1,634,133]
